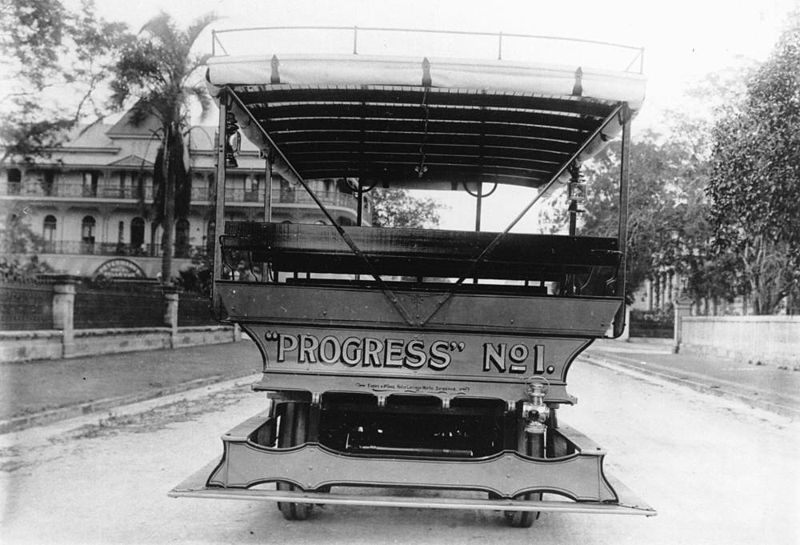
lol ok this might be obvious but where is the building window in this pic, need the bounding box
[7,168,21,195]
[280,179,295,203]
[131,217,145,251]
[244,175,260,202]
[119,172,127,198]
[82,171,99,197]
[175,218,190,257]
[116,221,125,254]
[134,172,146,200]
[42,171,55,196]
[43,215,57,245]
[81,216,96,251]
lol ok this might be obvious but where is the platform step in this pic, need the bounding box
[170,459,655,516]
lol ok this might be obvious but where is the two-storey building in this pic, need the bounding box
[0,109,367,278]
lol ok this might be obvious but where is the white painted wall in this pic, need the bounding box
[681,316,800,365]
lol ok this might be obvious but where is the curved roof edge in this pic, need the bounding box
[207,54,646,111]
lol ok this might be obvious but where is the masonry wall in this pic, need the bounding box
[680,316,800,365]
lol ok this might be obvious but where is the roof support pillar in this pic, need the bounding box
[212,91,229,315]
[612,103,632,338]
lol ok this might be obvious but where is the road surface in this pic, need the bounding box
[1,360,798,544]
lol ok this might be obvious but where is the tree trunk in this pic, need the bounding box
[161,125,175,284]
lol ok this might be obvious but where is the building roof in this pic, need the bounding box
[106,107,164,139]
[19,108,262,171]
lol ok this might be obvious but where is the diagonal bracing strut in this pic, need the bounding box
[225,87,418,326]
[418,103,626,326]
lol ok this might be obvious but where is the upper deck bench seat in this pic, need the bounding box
[223,222,620,285]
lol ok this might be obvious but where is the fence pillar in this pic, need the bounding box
[233,323,241,343]
[618,306,631,341]
[163,288,179,348]
[673,296,693,353]
[52,276,79,358]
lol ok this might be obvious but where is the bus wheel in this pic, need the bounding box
[276,402,313,521]
[504,430,542,528]
[504,492,541,528]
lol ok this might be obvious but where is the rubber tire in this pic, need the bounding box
[504,431,542,528]
[276,402,313,521]
[504,492,542,528]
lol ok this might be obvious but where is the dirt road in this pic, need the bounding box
[1,361,798,545]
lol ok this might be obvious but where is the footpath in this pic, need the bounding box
[2,337,797,434]
[0,340,262,433]
[584,338,800,419]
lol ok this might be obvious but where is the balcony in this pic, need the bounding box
[37,241,204,259]
[2,181,153,200]
[4,181,365,214]
[191,187,368,214]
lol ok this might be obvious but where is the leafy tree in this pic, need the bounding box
[0,0,126,162]
[545,118,721,306]
[0,202,44,254]
[0,202,53,279]
[708,22,800,314]
[109,11,216,284]
[369,188,441,228]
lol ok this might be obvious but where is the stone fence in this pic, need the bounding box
[673,303,799,365]
[0,276,238,363]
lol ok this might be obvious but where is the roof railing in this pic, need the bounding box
[211,26,644,74]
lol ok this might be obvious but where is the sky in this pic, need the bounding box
[93,0,797,124]
[88,0,797,231]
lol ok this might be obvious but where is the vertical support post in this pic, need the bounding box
[568,201,578,235]
[475,183,483,232]
[497,31,503,60]
[356,181,364,227]
[263,156,273,224]
[353,26,358,55]
[163,287,179,348]
[52,276,77,358]
[262,154,273,282]
[568,162,583,236]
[612,104,631,338]
[212,92,229,315]
[473,184,483,285]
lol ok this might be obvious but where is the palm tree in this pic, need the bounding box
[110,12,216,283]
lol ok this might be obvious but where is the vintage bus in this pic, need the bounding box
[171,26,654,526]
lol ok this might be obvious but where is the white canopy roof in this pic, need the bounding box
[206,52,646,189]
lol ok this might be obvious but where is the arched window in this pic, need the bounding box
[175,218,190,257]
[244,174,260,202]
[131,217,145,249]
[81,216,96,240]
[43,215,57,242]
